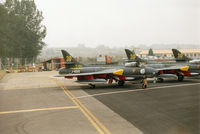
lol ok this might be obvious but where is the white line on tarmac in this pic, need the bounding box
[76,83,200,99]
[0,106,78,115]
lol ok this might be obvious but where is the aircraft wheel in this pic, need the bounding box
[158,78,164,83]
[89,84,96,89]
[118,80,125,86]
[177,75,184,82]
[153,77,157,83]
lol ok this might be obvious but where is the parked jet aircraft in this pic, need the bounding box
[125,49,145,63]
[125,49,171,63]
[172,48,200,76]
[56,50,158,88]
[125,49,199,82]
[172,49,200,64]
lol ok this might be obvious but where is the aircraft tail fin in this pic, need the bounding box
[125,49,136,60]
[61,50,84,68]
[172,49,191,62]
[125,49,144,62]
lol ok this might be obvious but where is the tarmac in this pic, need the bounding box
[0,71,199,134]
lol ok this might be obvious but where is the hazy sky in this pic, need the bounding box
[34,0,200,48]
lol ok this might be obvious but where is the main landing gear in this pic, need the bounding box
[88,84,96,89]
[157,78,164,83]
[177,74,184,82]
[118,80,125,86]
[153,77,157,84]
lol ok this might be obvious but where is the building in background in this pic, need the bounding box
[41,57,65,71]
[139,49,200,59]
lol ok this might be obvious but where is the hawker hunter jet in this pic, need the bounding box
[125,49,167,63]
[125,49,145,63]
[172,49,200,64]
[56,50,157,88]
[125,49,200,82]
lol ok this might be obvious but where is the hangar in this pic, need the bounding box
[140,49,200,59]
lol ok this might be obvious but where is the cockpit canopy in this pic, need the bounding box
[125,62,138,67]
[189,60,200,64]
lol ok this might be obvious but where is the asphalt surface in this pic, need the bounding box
[79,79,200,134]
[0,72,199,134]
[0,87,92,134]
[0,72,142,134]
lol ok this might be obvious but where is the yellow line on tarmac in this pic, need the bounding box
[54,79,111,134]
[57,80,111,134]
[54,79,104,134]
[70,93,111,134]
[0,106,78,115]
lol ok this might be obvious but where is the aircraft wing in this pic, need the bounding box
[156,65,189,72]
[56,68,123,77]
[154,65,190,79]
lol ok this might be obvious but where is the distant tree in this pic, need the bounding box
[0,3,10,67]
[148,48,154,56]
[0,3,9,57]
[0,0,46,65]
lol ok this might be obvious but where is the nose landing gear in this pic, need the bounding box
[141,78,148,89]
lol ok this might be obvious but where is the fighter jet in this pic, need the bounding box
[172,49,200,64]
[172,48,200,76]
[125,49,170,63]
[125,49,200,82]
[56,50,157,88]
[125,49,145,63]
